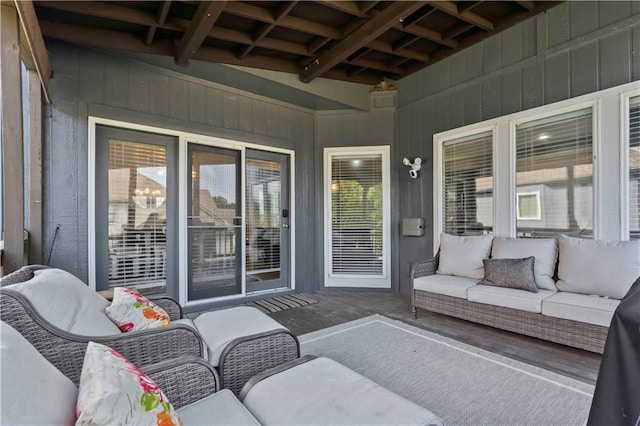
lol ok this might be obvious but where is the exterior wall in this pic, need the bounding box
[42,40,317,293]
[396,1,640,294]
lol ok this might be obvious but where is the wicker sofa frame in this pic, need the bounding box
[411,255,608,354]
[0,265,300,394]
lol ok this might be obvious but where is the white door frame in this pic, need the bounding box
[323,146,391,288]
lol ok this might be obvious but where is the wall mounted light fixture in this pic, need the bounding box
[403,157,422,179]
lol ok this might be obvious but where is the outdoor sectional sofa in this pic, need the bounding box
[411,234,640,353]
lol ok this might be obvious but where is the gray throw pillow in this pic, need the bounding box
[479,257,538,293]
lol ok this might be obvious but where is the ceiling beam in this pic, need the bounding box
[13,0,51,103]
[358,1,379,14]
[443,23,474,41]
[426,1,493,31]
[301,1,426,82]
[392,35,420,52]
[317,1,368,18]
[515,1,535,11]
[145,0,171,45]
[458,1,483,13]
[401,5,436,27]
[175,1,226,66]
[370,8,457,49]
[238,1,297,60]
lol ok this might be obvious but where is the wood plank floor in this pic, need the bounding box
[264,290,602,385]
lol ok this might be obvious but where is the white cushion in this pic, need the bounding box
[242,357,444,426]
[10,268,121,336]
[467,285,556,313]
[491,237,558,290]
[414,274,478,299]
[557,236,640,299]
[193,306,288,367]
[436,233,494,279]
[76,342,182,425]
[1,322,78,426]
[178,389,260,425]
[105,287,171,332]
[542,292,619,327]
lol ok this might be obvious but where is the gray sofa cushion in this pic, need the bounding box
[541,292,620,327]
[1,322,78,425]
[480,257,538,293]
[467,285,556,313]
[10,268,121,336]
[242,357,444,426]
[436,233,494,279]
[490,237,558,290]
[178,390,260,425]
[414,274,478,299]
[557,235,640,299]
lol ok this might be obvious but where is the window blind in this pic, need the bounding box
[107,140,167,292]
[629,96,640,240]
[246,158,282,274]
[442,132,493,236]
[515,108,593,238]
[330,155,383,275]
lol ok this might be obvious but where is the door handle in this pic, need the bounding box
[282,224,290,228]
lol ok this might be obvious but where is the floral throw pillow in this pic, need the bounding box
[76,341,182,426]
[105,287,170,332]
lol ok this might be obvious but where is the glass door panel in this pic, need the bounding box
[246,150,290,292]
[188,144,242,300]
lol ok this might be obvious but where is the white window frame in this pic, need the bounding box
[88,116,296,307]
[516,191,541,221]
[323,146,391,288]
[433,81,639,251]
[620,88,640,240]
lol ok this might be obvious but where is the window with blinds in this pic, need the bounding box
[330,155,383,275]
[515,108,593,238]
[107,140,167,292]
[629,96,640,240]
[442,132,493,236]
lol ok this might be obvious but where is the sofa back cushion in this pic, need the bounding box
[557,236,640,299]
[491,237,558,290]
[1,322,78,426]
[10,268,121,336]
[437,233,494,279]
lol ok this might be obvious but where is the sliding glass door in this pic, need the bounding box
[187,144,242,300]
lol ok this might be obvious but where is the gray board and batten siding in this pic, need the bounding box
[39,2,639,299]
[41,39,317,296]
[395,1,640,295]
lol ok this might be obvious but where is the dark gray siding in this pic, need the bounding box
[395,1,640,294]
[42,41,317,292]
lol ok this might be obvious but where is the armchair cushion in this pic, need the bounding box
[76,342,182,426]
[1,322,78,426]
[10,268,120,336]
[436,233,494,279]
[106,287,171,332]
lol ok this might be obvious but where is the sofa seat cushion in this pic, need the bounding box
[490,237,558,290]
[414,274,478,299]
[242,357,444,426]
[1,322,78,426]
[467,285,556,313]
[437,233,494,279]
[557,235,640,299]
[10,268,121,336]
[193,306,287,367]
[177,390,259,425]
[541,292,619,327]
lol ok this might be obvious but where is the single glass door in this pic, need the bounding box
[245,150,290,292]
[187,144,242,300]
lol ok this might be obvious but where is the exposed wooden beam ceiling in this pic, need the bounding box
[301,1,426,82]
[175,1,225,66]
[32,1,562,85]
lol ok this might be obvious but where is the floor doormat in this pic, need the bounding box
[248,294,317,313]
[300,315,594,426]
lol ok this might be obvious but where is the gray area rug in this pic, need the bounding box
[300,315,594,426]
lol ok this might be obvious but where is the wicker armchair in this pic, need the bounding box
[0,266,300,394]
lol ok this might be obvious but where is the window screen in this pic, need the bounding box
[515,108,593,238]
[629,96,640,240]
[442,132,493,236]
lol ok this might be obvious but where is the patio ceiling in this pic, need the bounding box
[33,1,560,85]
